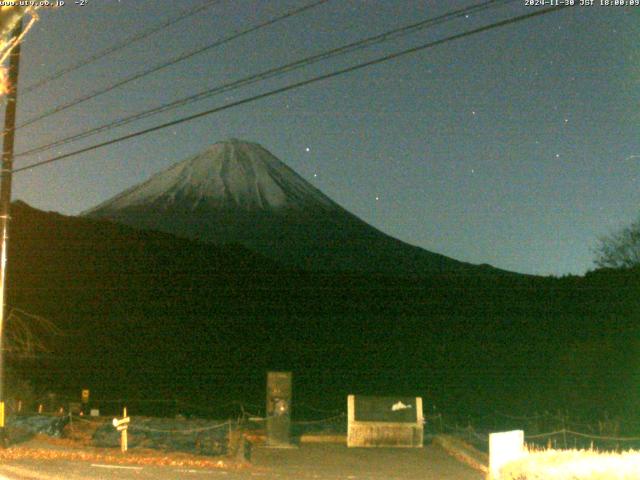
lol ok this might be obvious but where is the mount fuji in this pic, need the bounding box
[83,139,493,274]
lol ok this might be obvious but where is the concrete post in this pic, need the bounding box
[488,430,525,480]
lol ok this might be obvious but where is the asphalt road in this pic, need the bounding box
[0,444,482,479]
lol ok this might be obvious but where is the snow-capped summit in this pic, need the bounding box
[84,139,485,274]
[87,139,337,213]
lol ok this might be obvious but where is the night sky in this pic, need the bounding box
[6,0,639,276]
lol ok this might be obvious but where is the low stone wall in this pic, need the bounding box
[93,417,231,456]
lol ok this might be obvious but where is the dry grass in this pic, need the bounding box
[61,418,104,445]
[500,447,640,480]
[0,444,236,469]
[0,420,249,471]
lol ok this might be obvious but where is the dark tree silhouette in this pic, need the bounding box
[595,218,640,269]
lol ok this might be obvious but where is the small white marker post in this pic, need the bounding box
[112,407,130,453]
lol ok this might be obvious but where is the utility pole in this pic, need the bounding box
[0,18,23,445]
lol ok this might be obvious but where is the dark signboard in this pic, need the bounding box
[354,396,419,423]
[266,371,292,446]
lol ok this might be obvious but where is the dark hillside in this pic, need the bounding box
[5,202,639,422]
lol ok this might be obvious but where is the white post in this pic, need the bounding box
[489,430,525,480]
[346,395,355,447]
[121,406,128,453]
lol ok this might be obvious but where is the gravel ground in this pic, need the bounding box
[249,443,483,479]
[0,442,482,479]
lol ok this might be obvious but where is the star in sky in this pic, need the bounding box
[13,0,636,276]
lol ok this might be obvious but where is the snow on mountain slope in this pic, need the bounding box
[87,139,337,214]
[83,139,486,274]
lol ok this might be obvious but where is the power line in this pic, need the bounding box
[16,0,332,130]
[22,0,221,95]
[16,0,514,159]
[13,5,569,175]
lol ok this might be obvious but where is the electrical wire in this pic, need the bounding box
[13,5,569,175]
[16,0,332,129]
[525,429,640,442]
[16,0,515,159]
[21,0,222,95]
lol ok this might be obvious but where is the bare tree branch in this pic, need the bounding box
[3,306,63,357]
[594,218,640,269]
